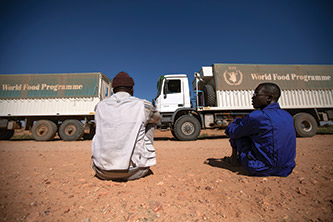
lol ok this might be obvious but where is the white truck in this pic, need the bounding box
[0,73,111,141]
[154,64,333,140]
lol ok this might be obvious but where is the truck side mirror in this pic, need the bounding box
[163,80,169,98]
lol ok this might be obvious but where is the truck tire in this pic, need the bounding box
[0,129,14,140]
[174,115,201,141]
[59,119,84,141]
[293,113,318,137]
[31,120,57,141]
[203,84,216,107]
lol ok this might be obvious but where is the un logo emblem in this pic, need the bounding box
[223,67,243,85]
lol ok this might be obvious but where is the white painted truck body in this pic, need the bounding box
[155,64,333,141]
[0,97,101,116]
[0,73,112,141]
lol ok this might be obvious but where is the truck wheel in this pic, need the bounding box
[174,115,201,141]
[293,113,318,137]
[0,129,14,140]
[203,84,216,107]
[31,120,57,141]
[59,119,84,141]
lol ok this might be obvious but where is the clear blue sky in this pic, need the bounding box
[1,0,332,101]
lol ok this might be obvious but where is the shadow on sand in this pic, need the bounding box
[154,134,229,141]
[204,157,250,176]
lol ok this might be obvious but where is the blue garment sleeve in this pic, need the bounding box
[225,113,260,139]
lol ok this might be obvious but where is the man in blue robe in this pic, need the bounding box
[225,83,296,177]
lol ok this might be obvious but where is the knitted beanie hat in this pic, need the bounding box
[112,71,134,88]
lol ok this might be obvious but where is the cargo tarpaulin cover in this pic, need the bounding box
[213,64,333,90]
[0,73,100,99]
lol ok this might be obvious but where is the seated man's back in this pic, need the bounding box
[91,72,160,181]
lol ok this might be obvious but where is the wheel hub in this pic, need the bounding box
[37,125,48,136]
[65,125,77,136]
[301,121,312,132]
[182,122,194,135]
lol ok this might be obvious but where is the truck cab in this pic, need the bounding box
[155,74,192,113]
[155,74,204,140]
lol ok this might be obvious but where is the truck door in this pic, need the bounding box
[161,79,184,112]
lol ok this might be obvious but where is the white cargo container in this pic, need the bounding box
[0,73,111,141]
[155,64,333,140]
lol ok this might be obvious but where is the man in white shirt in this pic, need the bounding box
[91,71,160,181]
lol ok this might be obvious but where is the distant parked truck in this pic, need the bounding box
[0,73,111,141]
[154,64,333,140]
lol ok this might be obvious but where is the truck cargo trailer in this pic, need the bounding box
[155,64,333,140]
[0,73,111,141]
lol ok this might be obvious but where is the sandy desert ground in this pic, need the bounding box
[0,130,332,221]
